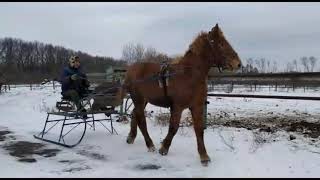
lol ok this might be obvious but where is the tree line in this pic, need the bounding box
[1,37,318,84]
[242,56,319,74]
[0,37,126,84]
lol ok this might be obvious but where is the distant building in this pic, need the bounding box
[105,66,127,83]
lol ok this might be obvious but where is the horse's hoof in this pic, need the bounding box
[201,159,211,167]
[148,146,156,152]
[158,147,168,156]
[126,136,135,144]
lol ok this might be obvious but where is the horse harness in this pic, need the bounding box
[157,62,171,99]
[99,62,189,104]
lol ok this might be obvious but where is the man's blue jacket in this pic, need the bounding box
[60,65,87,94]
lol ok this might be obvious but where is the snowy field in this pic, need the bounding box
[0,82,320,178]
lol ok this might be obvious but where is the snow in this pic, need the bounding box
[0,82,320,177]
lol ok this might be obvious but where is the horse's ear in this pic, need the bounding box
[211,23,219,33]
[210,23,219,38]
[213,23,219,30]
[212,23,224,37]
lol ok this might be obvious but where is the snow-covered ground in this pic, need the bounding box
[0,82,320,178]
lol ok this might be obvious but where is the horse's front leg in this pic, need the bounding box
[159,106,183,155]
[190,106,211,166]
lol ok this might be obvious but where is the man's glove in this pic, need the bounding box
[70,74,78,81]
[83,79,90,87]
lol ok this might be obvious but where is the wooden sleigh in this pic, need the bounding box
[34,82,132,148]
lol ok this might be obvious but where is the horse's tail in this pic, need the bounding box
[114,74,129,106]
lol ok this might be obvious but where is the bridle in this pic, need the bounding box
[207,34,224,73]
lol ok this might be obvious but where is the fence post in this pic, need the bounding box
[53,80,55,90]
[212,82,214,91]
[292,83,295,92]
[269,84,271,92]
[30,84,32,90]
[275,82,277,91]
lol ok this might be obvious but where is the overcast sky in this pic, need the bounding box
[1,2,320,67]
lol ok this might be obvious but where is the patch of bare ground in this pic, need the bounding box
[2,141,61,163]
[207,111,320,138]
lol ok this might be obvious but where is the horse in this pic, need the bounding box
[116,24,242,166]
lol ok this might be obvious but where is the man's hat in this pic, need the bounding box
[69,56,79,64]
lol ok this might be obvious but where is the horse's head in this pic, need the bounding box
[208,24,242,71]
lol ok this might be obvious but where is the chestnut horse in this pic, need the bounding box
[117,24,242,166]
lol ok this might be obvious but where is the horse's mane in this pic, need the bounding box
[170,31,210,65]
[186,31,209,56]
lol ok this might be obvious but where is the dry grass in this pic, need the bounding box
[154,110,193,127]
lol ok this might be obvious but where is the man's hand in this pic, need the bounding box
[70,74,78,81]
[83,79,90,87]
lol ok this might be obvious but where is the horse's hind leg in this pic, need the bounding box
[126,101,147,144]
[126,113,138,144]
[190,106,211,166]
[159,105,183,155]
[127,99,155,152]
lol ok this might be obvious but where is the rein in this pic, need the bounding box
[92,70,179,97]
[207,34,224,74]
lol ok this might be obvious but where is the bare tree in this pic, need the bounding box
[143,46,171,63]
[135,43,145,62]
[271,60,278,73]
[121,42,136,64]
[121,42,145,64]
[260,58,266,73]
[246,58,254,67]
[143,46,157,62]
[266,60,271,73]
[286,62,294,72]
[254,59,260,72]
[254,58,266,73]
[154,52,171,63]
[243,58,254,73]
[292,59,299,72]
[309,56,318,72]
[300,56,309,72]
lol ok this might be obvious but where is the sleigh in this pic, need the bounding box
[34,81,132,148]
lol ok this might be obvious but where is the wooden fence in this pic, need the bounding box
[208,72,320,92]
